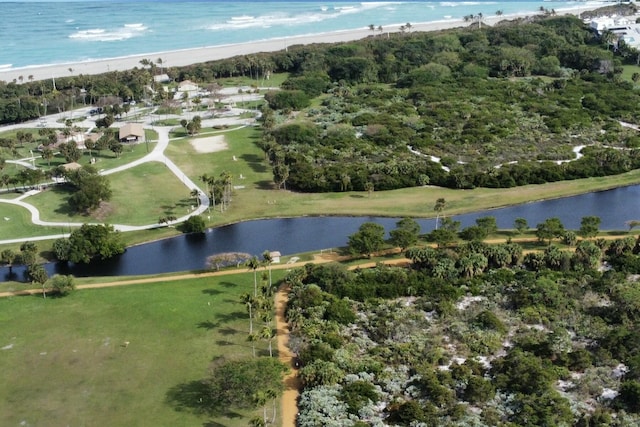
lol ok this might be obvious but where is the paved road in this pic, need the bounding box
[0,116,217,241]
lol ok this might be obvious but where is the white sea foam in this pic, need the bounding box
[440,1,498,7]
[2,0,611,69]
[210,12,324,30]
[207,3,393,31]
[69,24,147,42]
[0,64,13,69]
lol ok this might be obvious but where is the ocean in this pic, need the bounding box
[1,0,608,71]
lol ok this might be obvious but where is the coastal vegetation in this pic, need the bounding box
[2,15,640,243]
[286,219,640,425]
[6,15,640,192]
[3,7,640,427]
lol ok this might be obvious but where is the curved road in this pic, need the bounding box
[0,125,212,242]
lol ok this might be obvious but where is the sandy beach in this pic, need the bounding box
[0,7,599,84]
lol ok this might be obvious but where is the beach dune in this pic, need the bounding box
[0,8,596,84]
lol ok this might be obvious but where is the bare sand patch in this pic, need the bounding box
[190,135,228,153]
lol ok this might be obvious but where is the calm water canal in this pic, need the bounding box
[2,185,639,282]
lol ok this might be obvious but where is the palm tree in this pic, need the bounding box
[260,325,275,357]
[262,250,273,289]
[246,256,260,296]
[240,292,255,334]
[247,332,259,357]
[1,174,10,191]
[249,416,266,427]
[434,198,446,229]
[601,30,616,51]
[220,170,232,211]
[41,147,54,166]
[200,174,216,212]
[266,388,278,424]
[369,24,375,33]
[364,181,374,198]
[190,188,200,206]
[253,390,269,424]
[1,249,17,273]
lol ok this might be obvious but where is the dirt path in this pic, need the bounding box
[275,284,300,427]
[0,257,339,298]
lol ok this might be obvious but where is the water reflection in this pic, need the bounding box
[2,185,639,282]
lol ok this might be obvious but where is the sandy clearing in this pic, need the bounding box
[190,135,228,153]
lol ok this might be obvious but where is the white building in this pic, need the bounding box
[589,15,640,48]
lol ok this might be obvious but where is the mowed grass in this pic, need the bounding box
[0,130,158,179]
[0,203,62,237]
[0,273,282,426]
[25,162,189,225]
[620,64,640,83]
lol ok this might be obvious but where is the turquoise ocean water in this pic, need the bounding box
[0,1,607,71]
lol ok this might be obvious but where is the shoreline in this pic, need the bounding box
[0,6,600,84]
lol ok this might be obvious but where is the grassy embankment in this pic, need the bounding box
[0,271,286,427]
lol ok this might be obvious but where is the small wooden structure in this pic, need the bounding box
[119,123,145,143]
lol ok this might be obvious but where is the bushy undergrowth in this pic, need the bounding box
[286,235,640,425]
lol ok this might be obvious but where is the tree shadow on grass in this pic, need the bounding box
[166,380,243,421]
[202,288,223,296]
[255,180,275,190]
[213,311,245,323]
[215,339,234,346]
[165,380,215,415]
[197,321,218,330]
[218,326,239,336]
[47,185,78,216]
[219,281,237,288]
[239,153,267,173]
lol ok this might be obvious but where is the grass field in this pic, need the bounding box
[620,64,640,83]
[25,162,189,225]
[0,130,157,178]
[0,203,62,238]
[0,272,284,426]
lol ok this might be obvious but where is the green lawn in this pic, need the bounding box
[620,64,640,83]
[0,273,284,426]
[1,139,157,179]
[25,162,190,225]
[0,203,62,238]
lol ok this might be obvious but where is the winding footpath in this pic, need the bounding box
[0,122,214,243]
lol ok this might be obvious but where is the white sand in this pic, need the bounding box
[190,135,228,153]
[0,7,601,84]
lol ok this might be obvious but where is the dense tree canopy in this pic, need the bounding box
[206,357,287,412]
[62,165,112,213]
[55,224,125,263]
[347,222,386,257]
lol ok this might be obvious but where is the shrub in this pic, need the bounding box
[181,215,205,233]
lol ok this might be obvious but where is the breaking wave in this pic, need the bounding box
[69,23,148,42]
